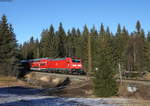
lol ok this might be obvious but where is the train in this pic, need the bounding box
[21,57,85,75]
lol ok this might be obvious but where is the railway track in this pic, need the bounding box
[28,71,150,85]
[119,79,150,85]
[28,71,88,81]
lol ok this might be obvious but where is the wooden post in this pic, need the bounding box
[118,63,122,85]
[87,35,92,79]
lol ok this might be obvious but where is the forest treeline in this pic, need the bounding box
[1,15,150,76]
[20,20,150,74]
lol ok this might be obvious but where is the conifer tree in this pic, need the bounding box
[40,29,49,57]
[57,23,66,57]
[145,32,150,72]
[147,32,150,42]
[136,20,141,34]
[65,28,77,57]
[34,38,40,58]
[71,28,77,57]
[42,25,58,58]
[93,34,118,97]
[75,28,82,58]
[114,26,129,72]
[126,23,147,72]
[106,26,111,36]
[65,30,72,56]
[39,25,58,58]
[0,15,19,76]
[90,26,98,72]
[81,25,89,73]
[99,23,105,36]
[116,24,121,36]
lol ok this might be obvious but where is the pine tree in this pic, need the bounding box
[0,15,19,76]
[115,26,129,71]
[75,28,82,58]
[57,23,66,57]
[136,20,141,34]
[93,34,118,97]
[147,32,150,42]
[20,36,38,59]
[34,38,40,58]
[81,25,89,73]
[65,28,77,57]
[126,24,147,73]
[116,24,121,36]
[106,26,111,36]
[65,30,72,56]
[145,32,150,72]
[28,36,35,59]
[99,23,105,36]
[47,25,58,58]
[40,29,49,57]
[90,26,98,72]
[71,28,77,57]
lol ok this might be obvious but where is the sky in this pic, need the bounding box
[0,0,150,44]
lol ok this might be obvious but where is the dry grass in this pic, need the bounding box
[0,76,17,82]
[143,73,150,80]
[47,80,95,97]
[119,82,150,100]
[0,76,39,88]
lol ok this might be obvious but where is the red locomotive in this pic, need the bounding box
[21,57,85,74]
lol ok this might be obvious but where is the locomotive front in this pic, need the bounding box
[68,58,85,74]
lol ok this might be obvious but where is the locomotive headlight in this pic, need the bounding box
[72,64,76,66]
[78,64,81,66]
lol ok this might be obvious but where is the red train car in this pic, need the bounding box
[22,57,85,74]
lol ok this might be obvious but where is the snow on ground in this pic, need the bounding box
[0,86,131,106]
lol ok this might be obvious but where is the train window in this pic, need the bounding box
[40,63,45,66]
[52,58,65,61]
[72,59,80,63]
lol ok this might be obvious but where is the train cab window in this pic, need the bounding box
[40,63,45,66]
[72,59,80,63]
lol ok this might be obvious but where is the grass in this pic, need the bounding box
[0,76,17,82]
[0,76,32,87]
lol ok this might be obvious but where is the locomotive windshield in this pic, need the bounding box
[72,59,80,63]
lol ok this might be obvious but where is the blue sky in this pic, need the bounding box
[0,0,150,44]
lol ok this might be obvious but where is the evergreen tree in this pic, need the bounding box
[81,25,89,73]
[65,30,72,56]
[114,26,129,73]
[0,15,19,76]
[106,26,111,36]
[136,20,141,34]
[40,29,49,57]
[34,38,40,58]
[75,28,82,58]
[20,36,38,59]
[145,32,150,72]
[46,25,58,58]
[65,28,77,57]
[71,28,77,57]
[57,23,66,57]
[90,26,98,72]
[126,30,147,72]
[28,36,35,59]
[116,24,121,36]
[147,32,150,42]
[93,34,118,97]
[99,23,105,36]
